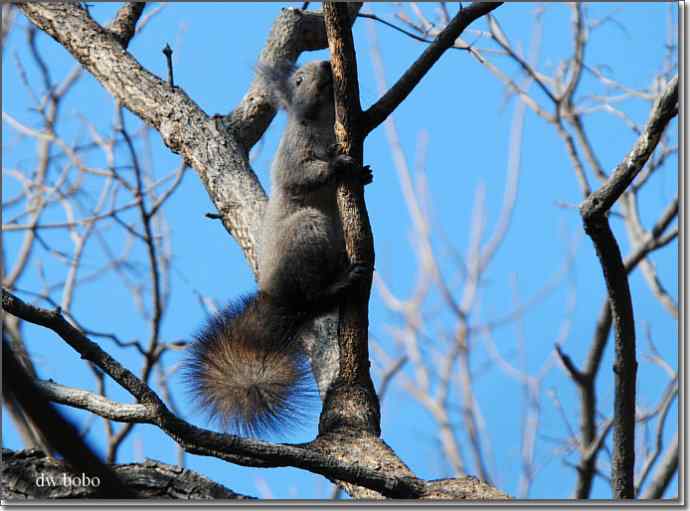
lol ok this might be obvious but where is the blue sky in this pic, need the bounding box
[2,2,678,500]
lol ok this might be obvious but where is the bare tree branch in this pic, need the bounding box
[35,380,154,423]
[362,2,502,134]
[561,191,677,498]
[639,435,678,499]
[17,2,266,269]
[1,289,426,498]
[580,76,678,218]
[578,75,678,499]
[321,1,380,438]
[635,377,678,495]
[3,339,136,498]
[1,3,15,53]
[107,2,146,48]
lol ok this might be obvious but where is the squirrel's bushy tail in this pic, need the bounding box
[185,293,316,437]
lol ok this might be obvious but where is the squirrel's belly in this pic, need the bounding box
[257,207,344,299]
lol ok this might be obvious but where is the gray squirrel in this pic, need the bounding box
[186,60,372,437]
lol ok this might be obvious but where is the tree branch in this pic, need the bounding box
[580,75,678,219]
[564,192,678,498]
[35,380,154,423]
[1,289,424,498]
[578,75,678,499]
[320,1,380,437]
[362,2,502,134]
[3,339,135,498]
[17,2,266,269]
[583,200,635,500]
[107,2,146,48]
[226,4,362,148]
[2,448,250,500]
[639,435,678,499]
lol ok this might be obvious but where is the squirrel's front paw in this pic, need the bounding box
[331,155,373,186]
[331,153,356,173]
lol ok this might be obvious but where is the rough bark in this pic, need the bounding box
[319,1,380,439]
[2,448,510,501]
[1,449,250,500]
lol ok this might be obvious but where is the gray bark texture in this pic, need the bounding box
[1,449,251,500]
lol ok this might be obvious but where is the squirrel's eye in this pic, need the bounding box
[295,76,303,87]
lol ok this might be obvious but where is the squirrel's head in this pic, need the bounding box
[257,60,334,124]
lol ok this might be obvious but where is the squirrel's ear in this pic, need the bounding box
[255,60,297,110]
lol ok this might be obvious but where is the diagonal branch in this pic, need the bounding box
[639,435,678,499]
[107,2,146,48]
[1,288,424,498]
[3,339,136,497]
[580,76,678,219]
[18,2,265,268]
[36,380,154,423]
[362,2,502,134]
